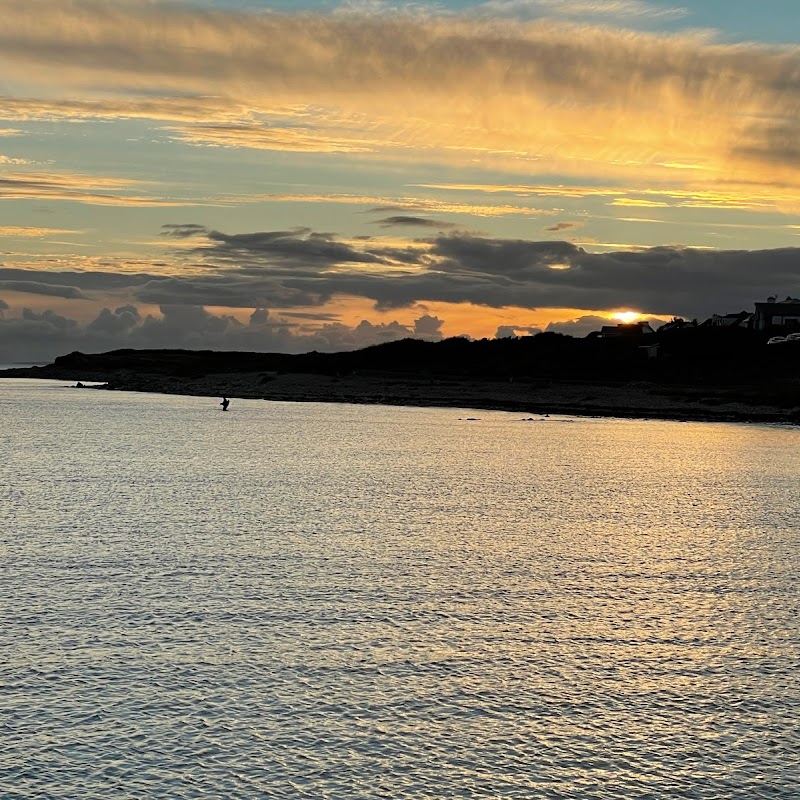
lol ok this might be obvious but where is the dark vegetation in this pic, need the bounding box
[10,325,799,387]
[6,325,800,420]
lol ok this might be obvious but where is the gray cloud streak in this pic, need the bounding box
[373,216,457,229]
[0,281,88,299]
[5,228,800,325]
[180,227,800,317]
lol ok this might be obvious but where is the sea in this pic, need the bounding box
[2,378,799,799]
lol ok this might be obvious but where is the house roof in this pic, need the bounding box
[755,301,800,313]
[600,322,654,336]
[709,311,751,326]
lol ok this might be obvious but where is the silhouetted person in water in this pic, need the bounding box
[220,397,230,411]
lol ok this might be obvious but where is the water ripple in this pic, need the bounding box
[1,381,799,798]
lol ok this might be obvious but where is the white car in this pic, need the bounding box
[768,336,786,344]
[786,332,800,341]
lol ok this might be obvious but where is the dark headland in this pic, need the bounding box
[5,326,800,424]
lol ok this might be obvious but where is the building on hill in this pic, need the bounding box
[752,297,800,331]
[639,343,661,359]
[599,321,656,337]
[658,317,695,332]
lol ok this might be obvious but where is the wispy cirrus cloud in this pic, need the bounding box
[0,96,260,124]
[0,0,799,196]
[0,155,32,165]
[418,183,629,198]
[167,123,377,153]
[418,182,800,214]
[216,192,553,219]
[479,0,688,22]
[0,226,82,237]
[0,172,223,207]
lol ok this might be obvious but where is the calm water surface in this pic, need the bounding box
[2,379,799,798]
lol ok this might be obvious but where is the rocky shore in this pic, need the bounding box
[5,363,798,425]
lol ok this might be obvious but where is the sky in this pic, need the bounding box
[4,0,800,362]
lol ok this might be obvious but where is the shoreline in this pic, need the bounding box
[6,368,798,426]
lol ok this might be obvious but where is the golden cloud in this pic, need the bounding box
[417,183,627,197]
[0,226,82,237]
[1,2,800,204]
[420,182,800,214]
[167,123,376,153]
[612,198,672,207]
[224,192,553,218]
[0,171,222,207]
[0,96,306,125]
[485,0,688,20]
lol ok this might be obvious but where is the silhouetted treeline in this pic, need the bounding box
[41,325,800,387]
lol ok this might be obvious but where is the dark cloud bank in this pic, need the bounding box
[3,226,800,362]
[0,301,446,365]
[157,226,800,314]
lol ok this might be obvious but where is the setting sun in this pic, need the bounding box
[613,311,641,324]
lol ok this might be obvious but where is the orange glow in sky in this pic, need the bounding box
[3,0,800,362]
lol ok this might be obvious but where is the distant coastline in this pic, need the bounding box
[3,338,800,426]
